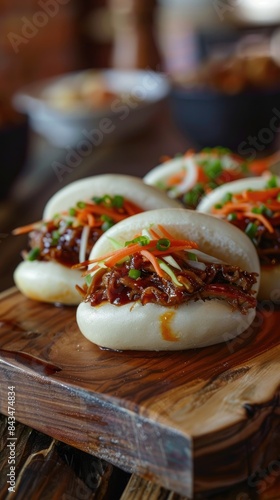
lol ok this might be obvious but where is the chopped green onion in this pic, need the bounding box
[214,203,223,209]
[27,247,40,261]
[204,159,222,180]
[51,230,60,244]
[77,201,86,209]
[252,205,264,214]
[128,268,141,279]
[266,176,278,188]
[183,183,204,207]
[85,274,92,286]
[227,212,237,221]
[251,204,273,217]
[245,222,258,239]
[156,238,170,251]
[101,215,114,231]
[112,195,124,208]
[92,196,103,204]
[125,235,150,246]
[69,207,76,216]
[221,192,232,204]
[102,195,113,206]
[186,251,198,261]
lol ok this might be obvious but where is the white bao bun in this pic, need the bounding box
[197,175,280,302]
[43,174,181,219]
[143,152,243,198]
[14,174,181,305]
[143,156,198,196]
[76,208,260,350]
[14,261,82,305]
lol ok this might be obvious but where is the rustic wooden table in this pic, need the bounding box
[0,102,280,499]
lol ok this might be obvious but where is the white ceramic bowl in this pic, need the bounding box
[13,69,170,147]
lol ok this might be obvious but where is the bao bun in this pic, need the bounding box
[143,152,245,199]
[76,208,260,351]
[14,174,181,305]
[197,176,280,301]
[43,174,181,219]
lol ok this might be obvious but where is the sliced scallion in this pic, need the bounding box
[156,238,170,251]
[128,269,141,279]
[27,247,40,261]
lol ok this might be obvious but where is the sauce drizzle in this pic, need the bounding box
[159,311,179,342]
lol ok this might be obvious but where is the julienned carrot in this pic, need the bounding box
[197,166,208,184]
[249,151,280,175]
[243,188,280,202]
[104,239,198,267]
[74,237,199,271]
[212,202,251,215]
[152,244,198,256]
[244,212,274,233]
[166,170,186,187]
[12,221,43,235]
[76,204,126,222]
[87,213,96,227]
[140,249,164,277]
[149,227,161,239]
[122,199,142,216]
[157,224,175,240]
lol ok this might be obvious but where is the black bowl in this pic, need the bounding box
[169,84,280,158]
[0,117,29,200]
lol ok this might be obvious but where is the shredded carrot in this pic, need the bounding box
[152,243,199,255]
[100,243,152,268]
[244,212,274,233]
[122,199,142,216]
[249,151,280,175]
[263,203,280,211]
[140,249,165,278]
[76,204,126,222]
[86,213,96,227]
[212,202,251,215]
[243,188,280,202]
[166,170,186,187]
[74,235,199,272]
[197,166,208,184]
[149,227,161,239]
[212,185,280,234]
[12,221,43,235]
[157,224,176,240]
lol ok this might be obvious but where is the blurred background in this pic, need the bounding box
[1,0,280,198]
[2,0,280,290]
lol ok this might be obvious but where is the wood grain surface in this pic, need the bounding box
[0,287,279,497]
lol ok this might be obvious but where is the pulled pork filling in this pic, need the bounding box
[84,253,257,313]
[230,215,280,267]
[28,223,102,267]
[209,178,280,268]
[14,195,143,267]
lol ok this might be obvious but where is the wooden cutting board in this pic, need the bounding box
[0,287,280,498]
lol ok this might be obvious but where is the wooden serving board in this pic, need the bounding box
[0,288,280,498]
